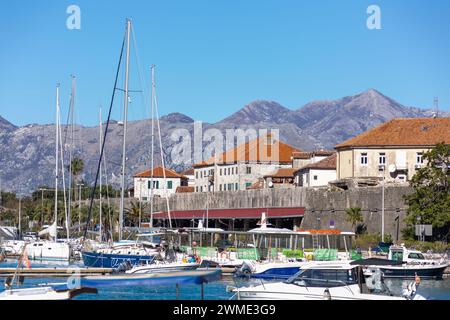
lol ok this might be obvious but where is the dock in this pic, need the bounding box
[0,267,113,277]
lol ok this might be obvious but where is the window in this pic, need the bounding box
[291,269,357,288]
[246,166,252,174]
[196,186,198,192]
[219,184,222,191]
[416,152,423,164]
[231,167,234,175]
[224,184,227,191]
[228,183,232,190]
[379,152,386,165]
[228,168,231,175]
[200,171,203,178]
[235,183,238,190]
[200,186,203,192]
[408,253,425,260]
[313,175,318,180]
[360,153,368,165]
[148,180,159,189]
[220,168,222,175]
[195,171,198,179]
[391,250,403,262]
[167,181,173,189]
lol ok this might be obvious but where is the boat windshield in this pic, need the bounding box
[285,268,358,288]
[408,252,425,260]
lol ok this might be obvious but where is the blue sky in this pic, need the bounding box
[0,0,449,126]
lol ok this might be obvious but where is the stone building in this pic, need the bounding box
[335,118,450,183]
[192,134,300,192]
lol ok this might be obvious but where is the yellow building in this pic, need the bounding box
[335,118,450,183]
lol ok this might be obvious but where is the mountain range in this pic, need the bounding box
[0,89,447,195]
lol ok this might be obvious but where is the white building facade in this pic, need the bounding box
[133,167,188,200]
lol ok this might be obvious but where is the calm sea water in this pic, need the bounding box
[1,260,449,300]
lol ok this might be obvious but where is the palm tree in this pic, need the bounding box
[125,200,146,227]
[69,157,84,205]
[345,207,363,233]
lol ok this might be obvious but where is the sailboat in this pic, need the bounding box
[81,19,160,268]
[26,85,72,261]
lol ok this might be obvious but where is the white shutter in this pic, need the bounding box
[396,151,406,169]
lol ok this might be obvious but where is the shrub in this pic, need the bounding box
[355,233,393,250]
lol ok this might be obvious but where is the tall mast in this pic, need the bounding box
[99,107,103,242]
[149,65,155,228]
[119,19,131,241]
[68,75,76,234]
[54,84,60,241]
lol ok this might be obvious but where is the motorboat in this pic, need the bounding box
[236,260,307,280]
[365,245,448,279]
[125,259,200,274]
[1,240,26,256]
[229,260,426,300]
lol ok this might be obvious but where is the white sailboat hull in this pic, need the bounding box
[26,241,71,261]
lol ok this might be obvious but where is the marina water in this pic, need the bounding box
[1,260,449,300]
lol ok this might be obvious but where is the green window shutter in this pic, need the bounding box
[167,181,173,189]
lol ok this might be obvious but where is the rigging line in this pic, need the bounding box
[83,30,127,240]
[152,67,172,228]
[130,24,150,104]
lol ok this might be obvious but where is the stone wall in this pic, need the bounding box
[150,186,413,239]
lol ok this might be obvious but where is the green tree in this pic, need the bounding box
[345,207,363,233]
[69,157,84,204]
[125,200,146,227]
[404,143,450,240]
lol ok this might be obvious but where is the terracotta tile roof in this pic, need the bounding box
[181,168,194,176]
[176,186,195,193]
[292,150,335,159]
[193,134,301,167]
[292,151,311,159]
[134,166,187,179]
[312,150,335,157]
[296,154,337,172]
[264,168,296,178]
[336,118,450,149]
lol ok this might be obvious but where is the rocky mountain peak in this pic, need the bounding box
[219,100,293,125]
[159,112,194,123]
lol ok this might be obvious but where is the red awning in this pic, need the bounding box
[151,207,304,220]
